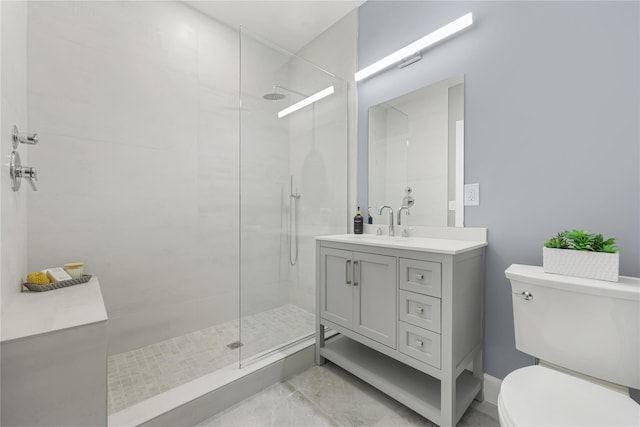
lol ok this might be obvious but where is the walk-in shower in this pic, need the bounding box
[21,1,348,418]
[108,25,349,412]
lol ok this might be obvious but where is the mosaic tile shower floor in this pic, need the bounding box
[108,304,315,414]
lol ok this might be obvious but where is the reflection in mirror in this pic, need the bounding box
[368,74,464,227]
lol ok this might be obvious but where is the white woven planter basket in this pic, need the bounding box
[543,247,619,282]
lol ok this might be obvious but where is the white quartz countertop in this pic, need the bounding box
[316,234,487,255]
[1,277,108,343]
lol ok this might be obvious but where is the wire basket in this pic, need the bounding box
[23,275,92,292]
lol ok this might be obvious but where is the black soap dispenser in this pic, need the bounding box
[354,206,364,234]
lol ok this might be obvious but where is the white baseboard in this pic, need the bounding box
[483,373,502,406]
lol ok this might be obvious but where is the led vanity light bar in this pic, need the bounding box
[278,86,335,118]
[354,13,473,82]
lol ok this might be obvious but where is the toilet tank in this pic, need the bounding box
[505,264,640,389]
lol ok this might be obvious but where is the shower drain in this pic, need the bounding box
[226,341,243,349]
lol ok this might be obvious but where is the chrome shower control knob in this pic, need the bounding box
[22,167,38,191]
[9,151,38,192]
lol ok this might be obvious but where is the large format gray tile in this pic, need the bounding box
[199,362,500,427]
[287,363,401,427]
[458,405,500,427]
[373,405,438,427]
[196,382,337,427]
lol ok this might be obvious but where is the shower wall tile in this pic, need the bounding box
[27,1,241,354]
[1,0,28,312]
[198,21,239,92]
[27,134,199,233]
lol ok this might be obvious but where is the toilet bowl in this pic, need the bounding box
[502,264,640,427]
[498,365,640,426]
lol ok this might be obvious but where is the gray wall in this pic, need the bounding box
[357,1,639,379]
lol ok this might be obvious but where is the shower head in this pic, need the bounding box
[262,85,309,101]
[263,91,286,101]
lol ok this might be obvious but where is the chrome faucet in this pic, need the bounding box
[378,205,394,236]
[398,205,410,226]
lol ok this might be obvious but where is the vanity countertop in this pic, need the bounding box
[316,234,487,255]
[1,277,107,343]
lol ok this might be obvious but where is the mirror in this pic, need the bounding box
[368,74,464,227]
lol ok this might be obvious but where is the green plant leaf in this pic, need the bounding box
[601,244,619,253]
[545,229,618,253]
[544,233,569,249]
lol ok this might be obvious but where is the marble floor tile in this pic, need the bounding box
[373,404,438,427]
[288,363,400,427]
[458,405,499,427]
[196,382,338,427]
[198,362,500,427]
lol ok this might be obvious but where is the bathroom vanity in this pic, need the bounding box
[315,232,487,427]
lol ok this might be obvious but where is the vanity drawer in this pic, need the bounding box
[399,290,441,333]
[399,258,441,297]
[398,322,441,368]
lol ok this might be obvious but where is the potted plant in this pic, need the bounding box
[543,229,619,282]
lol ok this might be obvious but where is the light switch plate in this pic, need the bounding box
[464,183,480,206]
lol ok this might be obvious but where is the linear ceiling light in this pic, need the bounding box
[354,13,473,82]
[278,86,335,118]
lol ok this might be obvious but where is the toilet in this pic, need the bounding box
[501,264,640,426]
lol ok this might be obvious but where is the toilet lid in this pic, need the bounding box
[499,365,640,426]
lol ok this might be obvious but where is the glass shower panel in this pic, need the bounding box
[239,28,348,366]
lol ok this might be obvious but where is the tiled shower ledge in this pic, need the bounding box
[108,304,315,414]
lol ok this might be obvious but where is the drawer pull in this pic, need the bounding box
[415,307,424,314]
[353,260,359,286]
[415,340,424,347]
[415,273,424,280]
[346,260,351,284]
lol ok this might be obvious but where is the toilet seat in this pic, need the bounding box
[498,365,640,426]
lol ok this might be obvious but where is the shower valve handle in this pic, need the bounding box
[22,167,38,191]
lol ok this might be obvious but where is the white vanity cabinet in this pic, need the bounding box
[315,234,487,427]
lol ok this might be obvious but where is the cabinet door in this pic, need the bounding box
[319,247,353,329]
[353,251,397,348]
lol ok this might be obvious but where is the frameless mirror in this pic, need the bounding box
[368,74,464,227]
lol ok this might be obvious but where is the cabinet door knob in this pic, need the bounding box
[415,340,424,347]
[415,273,424,280]
[415,307,424,314]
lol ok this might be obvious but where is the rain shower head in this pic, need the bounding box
[263,91,286,101]
[262,85,308,101]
